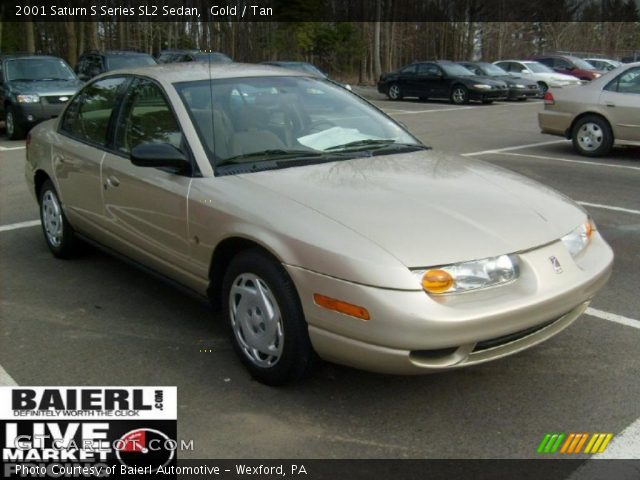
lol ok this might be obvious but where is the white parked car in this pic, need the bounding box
[494,60,582,93]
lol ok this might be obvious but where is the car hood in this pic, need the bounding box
[10,79,82,95]
[238,151,585,267]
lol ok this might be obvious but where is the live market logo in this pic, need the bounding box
[0,387,177,477]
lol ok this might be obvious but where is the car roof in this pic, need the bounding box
[100,62,309,83]
[1,54,62,61]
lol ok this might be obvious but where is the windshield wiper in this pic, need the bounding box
[217,149,324,167]
[326,139,430,153]
[40,78,72,81]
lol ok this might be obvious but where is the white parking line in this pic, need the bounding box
[0,145,26,151]
[578,202,640,216]
[388,106,475,115]
[0,220,40,232]
[586,307,640,330]
[0,364,17,386]
[497,152,640,172]
[597,417,640,459]
[461,140,567,156]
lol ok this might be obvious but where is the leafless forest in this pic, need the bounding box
[1,0,638,83]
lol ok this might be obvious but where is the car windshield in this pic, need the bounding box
[175,76,423,172]
[192,53,233,63]
[480,63,508,76]
[571,57,596,70]
[441,64,475,76]
[5,58,76,81]
[106,55,156,70]
[524,62,554,73]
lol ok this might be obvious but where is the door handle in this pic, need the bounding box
[106,176,120,188]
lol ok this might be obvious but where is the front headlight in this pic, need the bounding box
[473,84,492,90]
[17,94,40,103]
[514,84,526,88]
[413,254,519,295]
[561,219,595,257]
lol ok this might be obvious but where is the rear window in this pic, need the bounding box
[106,55,156,71]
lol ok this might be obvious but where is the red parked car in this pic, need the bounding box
[530,55,602,81]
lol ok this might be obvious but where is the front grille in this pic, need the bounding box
[43,95,71,104]
[473,318,558,352]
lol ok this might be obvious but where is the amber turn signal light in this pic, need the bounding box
[313,294,370,321]
[421,269,455,294]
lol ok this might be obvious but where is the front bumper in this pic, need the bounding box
[13,101,67,127]
[508,87,540,99]
[286,232,613,374]
[469,88,508,101]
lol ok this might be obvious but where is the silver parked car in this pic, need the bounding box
[26,63,613,384]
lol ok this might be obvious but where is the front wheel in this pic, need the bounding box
[39,179,78,258]
[6,105,26,140]
[572,115,613,157]
[222,249,315,385]
[450,85,469,105]
[537,82,548,94]
[387,83,403,101]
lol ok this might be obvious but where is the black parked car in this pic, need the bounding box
[457,61,539,100]
[75,51,157,81]
[1,54,82,139]
[377,60,509,104]
[156,49,232,64]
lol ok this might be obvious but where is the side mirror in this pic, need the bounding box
[130,143,190,172]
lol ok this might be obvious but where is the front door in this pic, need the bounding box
[101,77,195,283]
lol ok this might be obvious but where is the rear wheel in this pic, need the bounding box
[572,115,613,157]
[39,179,78,258]
[387,83,403,101]
[222,249,316,385]
[6,105,25,140]
[450,85,469,105]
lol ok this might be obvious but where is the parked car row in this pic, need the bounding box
[2,50,345,139]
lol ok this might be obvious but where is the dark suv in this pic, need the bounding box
[75,51,157,81]
[530,55,601,81]
[156,49,232,64]
[1,54,82,139]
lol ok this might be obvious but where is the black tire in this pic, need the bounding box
[222,249,315,385]
[571,115,613,157]
[482,99,493,105]
[387,83,403,101]
[517,97,528,102]
[419,96,428,101]
[38,179,78,258]
[450,85,469,105]
[6,105,26,140]
[537,82,548,94]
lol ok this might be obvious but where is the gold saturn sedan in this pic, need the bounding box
[26,63,613,385]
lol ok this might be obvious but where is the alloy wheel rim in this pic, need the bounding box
[577,123,603,151]
[453,88,466,103]
[389,85,400,99]
[6,112,14,137]
[41,190,63,247]
[229,273,284,368]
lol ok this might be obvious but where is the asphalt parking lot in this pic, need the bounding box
[1,93,639,460]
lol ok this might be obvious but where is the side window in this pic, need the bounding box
[60,76,127,146]
[400,65,417,74]
[537,58,553,67]
[606,67,640,94]
[115,78,183,154]
[87,55,103,75]
[555,58,571,69]
[417,63,441,76]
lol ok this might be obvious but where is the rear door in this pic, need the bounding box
[601,66,640,142]
[100,76,196,284]
[396,64,418,96]
[53,76,129,236]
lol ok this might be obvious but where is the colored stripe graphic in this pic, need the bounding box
[539,433,615,454]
